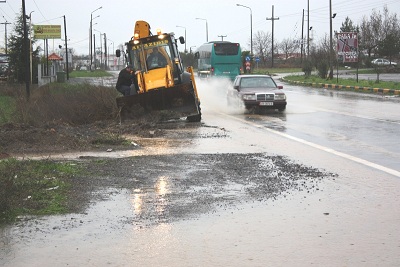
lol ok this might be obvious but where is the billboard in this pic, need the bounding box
[33,25,61,39]
[337,32,358,63]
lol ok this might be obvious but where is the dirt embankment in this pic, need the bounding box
[0,118,167,158]
[0,83,167,158]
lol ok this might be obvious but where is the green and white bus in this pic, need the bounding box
[195,41,242,80]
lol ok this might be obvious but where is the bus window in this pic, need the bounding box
[214,43,240,56]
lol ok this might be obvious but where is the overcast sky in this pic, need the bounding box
[1,0,399,55]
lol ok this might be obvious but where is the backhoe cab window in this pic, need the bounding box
[129,44,172,71]
[128,49,142,71]
[145,45,171,70]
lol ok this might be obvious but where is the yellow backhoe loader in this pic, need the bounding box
[116,20,201,122]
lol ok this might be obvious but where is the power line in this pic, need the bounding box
[32,0,47,21]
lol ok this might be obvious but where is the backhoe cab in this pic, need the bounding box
[116,20,201,122]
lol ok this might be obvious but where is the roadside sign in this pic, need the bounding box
[293,39,305,45]
[33,25,62,39]
[245,56,250,61]
[337,32,358,63]
[255,57,260,62]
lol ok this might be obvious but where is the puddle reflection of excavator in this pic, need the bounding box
[116,21,201,122]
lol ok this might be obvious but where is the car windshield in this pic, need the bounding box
[240,77,276,88]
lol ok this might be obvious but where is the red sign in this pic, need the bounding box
[337,32,358,63]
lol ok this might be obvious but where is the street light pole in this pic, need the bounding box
[236,3,252,56]
[108,39,114,70]
[94,29,103,68]
[195,18,208,42]
[176,25,187,52]
[90,6,102,70]
[108,42,113,69]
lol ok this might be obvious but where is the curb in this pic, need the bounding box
[280,77,400,95]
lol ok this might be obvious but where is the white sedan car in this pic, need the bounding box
[371,58,397,66]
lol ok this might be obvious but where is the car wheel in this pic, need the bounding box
[278,107,286,112]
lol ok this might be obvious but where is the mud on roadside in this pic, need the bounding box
[1,116,337,227]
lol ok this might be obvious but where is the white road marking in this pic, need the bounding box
[223,113,400,178]
[316,107,400,125]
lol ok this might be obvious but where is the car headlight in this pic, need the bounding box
[242,94,256,101]
[275,94,286,100]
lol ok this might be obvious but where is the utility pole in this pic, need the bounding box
[22,0,30,98]
[307,0,310,57]
[64,15,69,80]
[103,33,107,70]
[27,11,34,85]
[329,0,334,79]
[93,34,96,69]
[218,35,227,41]
[301,9,304,63]
[0,21,11,54]
[266,5,279,68]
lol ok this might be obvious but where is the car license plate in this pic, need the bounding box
[259,102,273,106]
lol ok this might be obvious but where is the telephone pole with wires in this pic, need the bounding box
[266,5,279,68]
[22,0,30,98]
[218,35,227,41]
[0,21,11,53]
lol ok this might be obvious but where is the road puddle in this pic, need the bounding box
[2,178,400,266]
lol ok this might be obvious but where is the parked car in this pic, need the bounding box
[227,74,287,112]
[371,58,397,66]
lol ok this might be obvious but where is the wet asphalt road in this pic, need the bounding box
[1,75,400,266]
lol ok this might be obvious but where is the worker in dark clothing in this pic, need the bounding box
[116,65,137,96]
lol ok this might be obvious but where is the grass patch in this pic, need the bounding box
[5,83,120,126]
[252,67,303,75]
[0,158,82,224]
[69,69,113,78]
[0,95,15,124]
[283,74,400,90]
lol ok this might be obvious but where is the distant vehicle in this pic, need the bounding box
[0,63,9,81]
[371,58,397,66]
[227,74,287,113]
[0,54,10,81]
[0,53,9,63]
[195,41,242,80]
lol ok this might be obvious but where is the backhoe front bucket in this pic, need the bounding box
[116,82,200,120]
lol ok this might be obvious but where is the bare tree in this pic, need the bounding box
[278,38,299,60]
[252,30,271,67]
[308,34,331,78]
